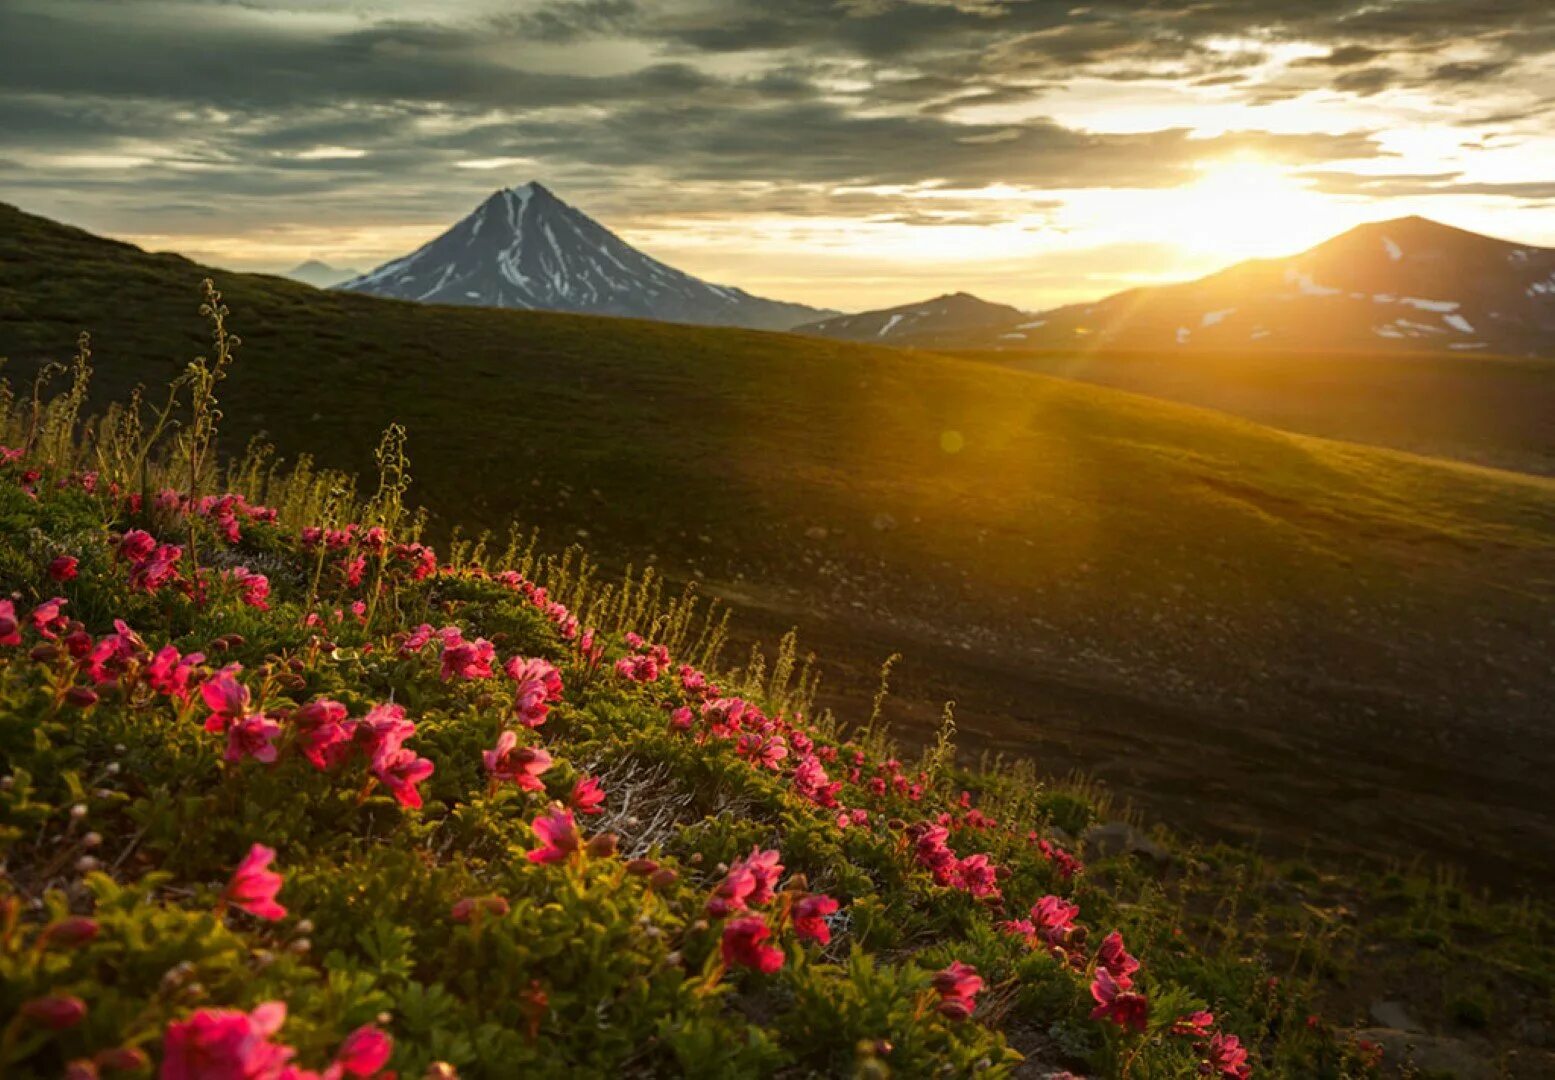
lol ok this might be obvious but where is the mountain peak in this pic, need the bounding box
[501,180,554,200]
[1328,214,1525,252]
[339,186,833,330]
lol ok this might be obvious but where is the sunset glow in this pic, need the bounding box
[2,0,1552,311]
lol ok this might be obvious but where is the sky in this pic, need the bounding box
[2,0,1553,312]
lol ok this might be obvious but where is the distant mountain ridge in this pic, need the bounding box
[285,259,361,288]
[794,292,1029,347]
[802,217,1555,357]
[338,182,833,331]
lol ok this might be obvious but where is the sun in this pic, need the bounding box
[1162,158,1352,260]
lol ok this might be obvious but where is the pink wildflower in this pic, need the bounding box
[1203,1032,1252,1079]
[200,667,250,733]
[0,600,19,646]
[82,620,146,684]
[527,807,580,865]
[932,961,982,1021]
[707,864,757,917]
[334,1024,393,1077]
[400,623,436,654]
[373,746,435,809]
[614,653,661,683]
[226,714,283,764]
[357,702,415,759]
[1031,895,1081,946]
[483,731,553,792]
[30,597,68,640]
[793,894,839,944]
[504,656,563,727]
[1096,930,1140,987]
[1089,967,1149,1032]
[147,645,204,700]
[292,698,354,770]
[339,554,366,587]
[721,916,784,973]
[737,733,788,770]
[569,775,605,815]
[117,529,157,564]
[227,567,271,610]
[736,847,784,906]
[161,1002,291,1080]
[440,636,496,681]
[48,555,79,582]
[1172,1011,1216,1037]
[955,853,1001,900]
[223,844,286,921]
[131,544,183,592]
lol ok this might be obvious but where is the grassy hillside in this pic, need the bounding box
[952,348,1555,478]
[5,202,1555,891]
[0,352,1551,1077]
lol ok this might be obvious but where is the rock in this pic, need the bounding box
[804,525,829,541]
[1351,1028,1495,1079]
[1081,822,1168,862]
[1368,1001,1421,1032]
[871,513,898,532]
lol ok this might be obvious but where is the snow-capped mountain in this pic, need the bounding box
[284,260,361,288]
[338,183,832,331]
[794,292,1029,347]
[831,218,1555,357]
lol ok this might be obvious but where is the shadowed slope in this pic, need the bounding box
[4,200,1555,883]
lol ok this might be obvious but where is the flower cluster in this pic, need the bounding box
[614,632,669,682]
[162,1002,391,1080]
[909,823,1005,900]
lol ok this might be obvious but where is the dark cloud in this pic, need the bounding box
[1332,67,1401,96]
[1306,170,1555,200]
[1292,45,1386,67]
[0,0,1549,250]
[1431,60,1515,83]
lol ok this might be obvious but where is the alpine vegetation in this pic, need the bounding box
[0,288,1549,1079]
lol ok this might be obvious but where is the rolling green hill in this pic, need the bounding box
[5,201,1555,886]
[954,346,1555,477]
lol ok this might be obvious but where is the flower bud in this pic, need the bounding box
[649,868,679,890]
[625,858,660,876]
[585,833,618,859]
[65,686,99,709]
[23,994,87,1029]
[40,916,99,949]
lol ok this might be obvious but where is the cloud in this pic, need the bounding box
[0,0,1550,298]
[1305,170,1555,200]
